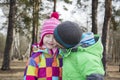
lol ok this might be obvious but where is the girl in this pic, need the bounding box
[24,12,63,80]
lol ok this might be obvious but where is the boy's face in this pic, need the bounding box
[43,34,57,49]
[54,39,64,48]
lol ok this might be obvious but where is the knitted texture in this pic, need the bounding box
[39,12,60,46]
[54,21,83,48]
[80,32,95,47]
[50,12,59,19]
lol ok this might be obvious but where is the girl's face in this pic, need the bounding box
[43,34,57,49]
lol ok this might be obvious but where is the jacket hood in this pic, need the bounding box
[62,35,103,58]
[78,35,103,58]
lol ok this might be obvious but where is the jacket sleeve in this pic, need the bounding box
[80,58,105,80]
[23,57,38,80]
[86,74,104,80]
[76,52,105,80]
[24,44,40,80]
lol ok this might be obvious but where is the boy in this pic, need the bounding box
[54,21,105,80]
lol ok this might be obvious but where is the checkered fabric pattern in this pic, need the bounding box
[24,44,63,80]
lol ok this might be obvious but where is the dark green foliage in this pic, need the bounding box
[63,5,68,11]
[111,7,120,31]
[115,9,120,16]
[64,0,72,4]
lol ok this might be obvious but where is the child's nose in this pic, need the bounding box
[49,37,54,42]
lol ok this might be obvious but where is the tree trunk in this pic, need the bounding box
[30,0,41,56]
[1,0,16,70]
[102,0,112,73]
[11,28,22,60]
[91,0,98,34]
[53,0,56,12]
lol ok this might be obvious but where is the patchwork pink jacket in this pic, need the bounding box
[24,44,63,80]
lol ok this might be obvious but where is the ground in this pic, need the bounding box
[0,60,120,80]
[105,65,120,80]
[0,60,26,80]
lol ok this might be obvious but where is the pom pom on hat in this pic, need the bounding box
[39,12,60,46]
[50,12,59,19]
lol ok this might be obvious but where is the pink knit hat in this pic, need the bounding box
[39,12,60,46]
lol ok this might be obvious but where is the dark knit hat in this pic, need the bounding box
[54,21,83,48]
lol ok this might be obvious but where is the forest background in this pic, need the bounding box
[0,0,120,80]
